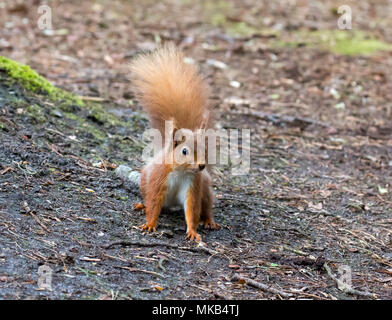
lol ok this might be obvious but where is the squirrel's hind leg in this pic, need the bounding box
[184,177,202,242]
[133,169,147,211]
[200,174,221,230]
[140,165,168,233]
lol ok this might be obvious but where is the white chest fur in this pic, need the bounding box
[163,170,194,209]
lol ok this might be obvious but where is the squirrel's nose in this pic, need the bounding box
[199,164,205,171]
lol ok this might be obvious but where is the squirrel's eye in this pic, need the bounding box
[182,148,188,155]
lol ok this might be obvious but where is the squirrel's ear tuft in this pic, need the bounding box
[172,127,178,144]
[171,118,180,147]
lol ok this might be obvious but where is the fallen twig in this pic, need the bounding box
[323,263,376,298]
[0,167,12,175]
[79,96,108,102]
[102,253,130,263]
[157,256,168,272]
[102,240,218,256]
[29,212,50,233]
[282,245,308,256]
[113,265,164,278]
[80,257,101,262]
[232,274,293,298]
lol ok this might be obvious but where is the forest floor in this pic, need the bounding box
[0,0,391,299]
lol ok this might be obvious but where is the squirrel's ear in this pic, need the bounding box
[172,127,177,144]
[172,120,181,148]
[173,128,187,148]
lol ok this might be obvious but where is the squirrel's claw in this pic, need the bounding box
[202,221,221,230]
[140,223,156,233]
[186,230,202,242]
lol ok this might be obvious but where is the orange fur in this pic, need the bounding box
[133,203,145,211]
[130,43,212,134]
[140,162,172,232]
[185,173,202,241]
[200,172,219,229]
[131,44,220,242]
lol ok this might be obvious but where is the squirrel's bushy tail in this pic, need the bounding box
[130,43,211,134]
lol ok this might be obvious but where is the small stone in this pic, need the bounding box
[207,59,227,69]
[334,102,345,110]
[115,165,140,186]
[229,81,241,88]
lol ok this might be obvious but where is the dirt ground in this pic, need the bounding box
[0,0,391,299]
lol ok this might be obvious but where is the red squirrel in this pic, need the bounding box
[130,43,220,242]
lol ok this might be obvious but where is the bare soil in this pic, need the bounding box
[0,0,391,299]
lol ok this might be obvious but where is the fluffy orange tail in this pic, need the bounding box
[130,43,211,134]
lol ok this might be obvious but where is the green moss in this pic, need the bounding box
[85,124,107,141]
[0,56,126,143]
[0,56,83,105]
[6,97,29,110]
[203,0,233,26]
[202,2,279,38]
[274,30,392,56]
[113,194,128,201]
[331,32,391,55]
[274,40,301,48]
[227,22,258,37]
[202,0,253,37]
[58,101,81,113]
[26,104,47,123]
[63,111,106,142]
[63,111,81,121]
[86,103,127,127]
[0,56,146,161]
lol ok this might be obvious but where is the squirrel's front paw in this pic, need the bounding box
[186,230,202,242]
[202,220,221,230]
[133,203,146,211]
[140,223,157,233]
